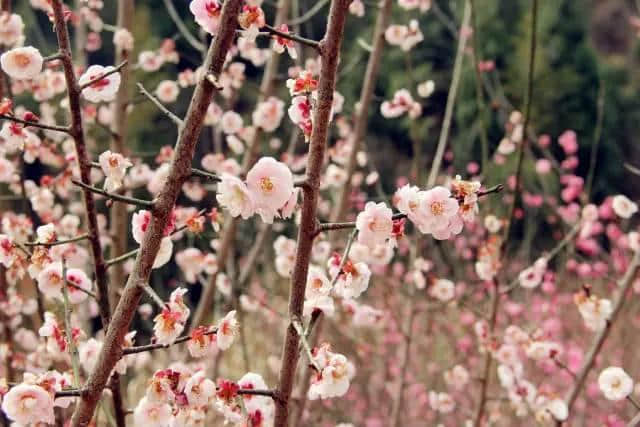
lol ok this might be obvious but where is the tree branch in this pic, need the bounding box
[273,2,351,425]
[137,83,184,128]
[50,1,126,424]
[0,114,70,133]
[69,1,244,423]
[25,234,89,247]
[71,179,155,208]
[262,23,320,51]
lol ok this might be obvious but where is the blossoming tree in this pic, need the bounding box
[0,0,639,426]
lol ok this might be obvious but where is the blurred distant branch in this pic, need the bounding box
[163,0,207,52]
[137,83,184,128]
[287,0,330,25]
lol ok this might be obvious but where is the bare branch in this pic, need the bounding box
[137,83,184,128]
[122,328,217,355]
[262,24,321,51]
[71,179,155,208]
[25,234,89,247]
[0,113,70,133]
[273,2,351,425]
[162,0,207,52]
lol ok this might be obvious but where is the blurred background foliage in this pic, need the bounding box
[15,0,640,196]
[11,0,640,292]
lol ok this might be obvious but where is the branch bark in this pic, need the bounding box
[68,0,243,424]
[273,1,351,425]
[49,1,128,424]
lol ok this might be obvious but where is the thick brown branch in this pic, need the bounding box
[50,1,126,423]
[69,1,243,424]
[273,1,351,426]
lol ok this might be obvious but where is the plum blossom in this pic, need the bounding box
[429,391,456,413]
[398,0,432,12]
[187,326,216,357]
[272,24,298,59]
[599,367,633,401]
[612,194,638,219]
[252,96,285,132]
[155,80,180,103]
[414,186,461,239]
[216,174,255,219]
[237,4,265,42]
[246,157,294,223]
[98,150,132,192]
[308,344,354,400]
[216,310,238,350]
[444,365,470,390]
[417,80,435,98]
[380,89,422,119]
[1,383,55,425]
[429,278,455,302]
[78,65,121,102]
[133,397,173,427]
[331,258,371,300]
[574,289,612,331]
[355,202,393,249]
[0,13,25,47]
[175,248,205,283]
[190,0,222,35]
[153,288,190,345]
[184,371,216,406]
[384,20,423,51]
[0,46,43,80]
[306,266,332,298]
[518,258,547,289]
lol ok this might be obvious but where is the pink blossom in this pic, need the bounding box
[246,157,294,223]
[189,0,222,35]
[78,65,121,103]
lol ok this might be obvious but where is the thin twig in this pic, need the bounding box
[137,83,184,128]
[25,234,89,247]
[122,328,217,355]
[78,61,128,90]
[501,221,581,294]
[139,283,165,309]
[190,167,221,181]
[162,0,207,52]
[0,114,70,133]
[583,81,605,201]
[262,24,321,51]
[71,179,154,208]
[292,319,320,371]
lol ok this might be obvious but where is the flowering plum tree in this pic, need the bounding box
[0,0,638,426]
